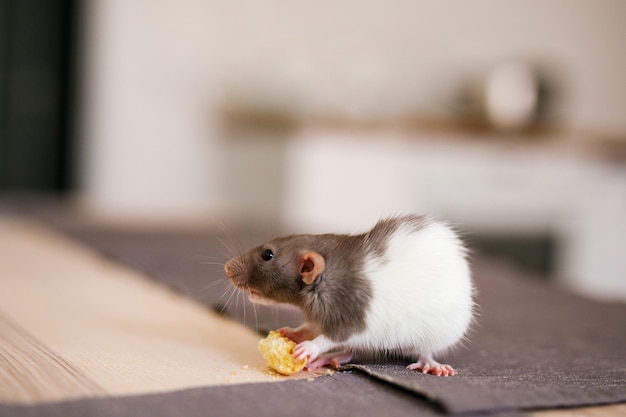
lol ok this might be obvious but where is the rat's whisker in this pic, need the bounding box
[236,286,242,320]
[217,285,236,308]
[196,260,226,266]
[218,250,233,262]
[187,253,220,262]
[241,289,247,327]
[216,222,245,260]
[251,293,259,333]
[220,286,238,315]
[201,279,228,294]
[217,236,237,260]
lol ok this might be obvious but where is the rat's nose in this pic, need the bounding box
[224,263,231,277]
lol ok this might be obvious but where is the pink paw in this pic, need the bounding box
[305,356,336,372]
[407,359,457,377]
[293,340,321,362]
[304,351,353,372]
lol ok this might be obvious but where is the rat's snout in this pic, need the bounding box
[224,258,245,285]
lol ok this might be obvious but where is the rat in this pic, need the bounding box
[224,214,475,376]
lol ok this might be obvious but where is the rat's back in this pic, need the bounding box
[347,215,475,355]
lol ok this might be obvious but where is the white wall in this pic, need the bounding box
[78,0,626,221]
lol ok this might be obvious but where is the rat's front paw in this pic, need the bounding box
[305,350,353,371]
[277,326,315,344]
[293,340,321,362]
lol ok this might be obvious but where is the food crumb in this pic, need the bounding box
[241,365,249,370]
[307,377,315,382]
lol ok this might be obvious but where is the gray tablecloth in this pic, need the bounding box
[2,203,625,416]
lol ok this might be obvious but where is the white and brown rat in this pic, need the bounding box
[224,214,475,376]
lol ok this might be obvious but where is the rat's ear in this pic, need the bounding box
[299,251,326,285]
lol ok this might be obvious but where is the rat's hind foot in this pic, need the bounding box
[407,354,457,377]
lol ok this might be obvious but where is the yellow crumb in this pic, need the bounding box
[258,331,307,375]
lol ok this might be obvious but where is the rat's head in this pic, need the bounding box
[224,236,326,306]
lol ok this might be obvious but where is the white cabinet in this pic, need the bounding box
[281,129,626,301]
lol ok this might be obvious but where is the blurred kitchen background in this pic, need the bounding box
[1,0,625,301]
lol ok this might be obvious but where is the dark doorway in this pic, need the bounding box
[0,0,79,192]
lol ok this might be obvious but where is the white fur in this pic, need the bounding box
[342,220,474,356]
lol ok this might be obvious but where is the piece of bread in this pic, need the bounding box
[258,331,307,375]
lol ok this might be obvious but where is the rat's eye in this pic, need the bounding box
[261,249,274,261]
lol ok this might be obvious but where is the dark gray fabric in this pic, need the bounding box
[0,373,420,417]
[3,202,625,415]
[0,372,525,417]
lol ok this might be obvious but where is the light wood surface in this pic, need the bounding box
[0,216,312,404]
